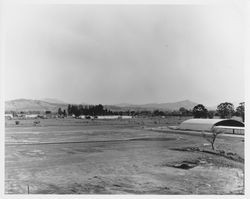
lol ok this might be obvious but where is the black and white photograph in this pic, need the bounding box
[1,0,248,197]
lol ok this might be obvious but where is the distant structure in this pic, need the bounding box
[25,114,38,119]
[5,114,13,120]
[96,115,132,119]
[78,115,133,120]
[96,115,121,120]
[179,119,244,134]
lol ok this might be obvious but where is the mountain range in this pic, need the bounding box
[5,99,69,112]
[5,99,199,112]
[113,100,198,111]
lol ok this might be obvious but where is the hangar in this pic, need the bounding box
[179,119,244,134]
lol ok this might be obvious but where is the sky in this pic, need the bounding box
[3,3,246,106]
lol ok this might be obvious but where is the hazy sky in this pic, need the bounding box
[3,3,246,106]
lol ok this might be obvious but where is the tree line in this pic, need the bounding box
[61,101,244,122]
[63,104,194,117]
[192,102,245,122]
[5,101,244,122]
[66,104,115,117]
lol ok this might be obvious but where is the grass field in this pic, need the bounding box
[5,117,244,194]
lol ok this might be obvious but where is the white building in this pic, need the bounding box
[78,115,133,120]
[25,114,38,119]
[97,115,121,119]
[5,114,13,120]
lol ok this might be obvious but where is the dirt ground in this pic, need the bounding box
[5,117,244,194]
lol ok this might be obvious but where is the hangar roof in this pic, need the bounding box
[179,118,244,131]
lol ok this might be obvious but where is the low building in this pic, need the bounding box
[98,115,120,119]
[96,115,132,119]
[120,116,133,119]
[78,115,132,120]
[25,114,38,119]
[5,114,13,120]
[17,114,25,118]
[179,118,244,134]
[79,115,89,119]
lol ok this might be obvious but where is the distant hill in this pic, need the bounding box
[5,99,68,112]
[6,98,244,113]
[113,100,198,111]
[5,99,198,112]
[41,98,67,104]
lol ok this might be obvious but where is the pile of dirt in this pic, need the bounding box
[160,160,200,170]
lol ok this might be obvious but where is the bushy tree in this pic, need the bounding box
[71,105,81,117]
[216,102,234,119]
[235,102,245,122]
[153,110,165,116]
[58,108,63,115]
[67,105,72,115]
[63,109,67,117]
[207,110,215,119]
[45,111,51,114]
[192,104,208,118]
[179,107,188,116]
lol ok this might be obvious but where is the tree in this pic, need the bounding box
[179,107,192,116]
[216,102,234,119]
[153,110,165,116]
[235,102,245,122]
[63,109,67,117]
[179,107,188,116]
[71,105,81,117]
[78,105,84,115]
[45,111,51,114]
[67,105,72,116]
[58,108,63,115]
[207,110,215,119]
[202,128,223,150]
[192,104,208,118]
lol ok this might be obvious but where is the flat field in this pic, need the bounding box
[5,117,244,194]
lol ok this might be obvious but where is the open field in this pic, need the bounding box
[5,117,244,194]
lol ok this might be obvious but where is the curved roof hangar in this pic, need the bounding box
[179,118,244,131]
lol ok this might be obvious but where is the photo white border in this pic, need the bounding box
[0,0,249,199]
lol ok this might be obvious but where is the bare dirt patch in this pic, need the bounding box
[5,118,244,194]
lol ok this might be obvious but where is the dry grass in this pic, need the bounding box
[5,117,244,194]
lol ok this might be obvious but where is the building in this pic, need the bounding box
[96,115,132,119]
[79,115,94,119]
[120,116,133,119]
[78,115,133,120]
[179,118,244,134]
[95,115,120,119]
[5,114,13,120]
[25,114,38,119]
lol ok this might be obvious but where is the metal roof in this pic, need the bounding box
[179,118,244,131]
[181,119,225,125]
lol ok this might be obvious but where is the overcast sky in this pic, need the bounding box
[3,3,246,106]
